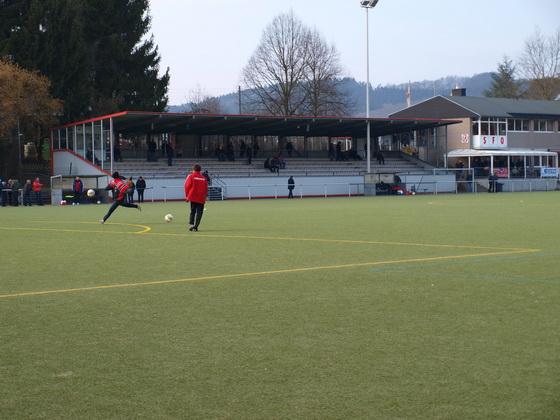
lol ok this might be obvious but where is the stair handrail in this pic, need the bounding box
[210,175,227,200]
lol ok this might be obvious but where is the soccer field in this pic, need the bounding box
[1,192,559,419]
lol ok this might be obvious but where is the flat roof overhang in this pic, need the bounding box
[447,148,558,158]
[52,111,460,138]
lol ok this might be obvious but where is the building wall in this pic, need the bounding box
[508,132,560,149]
[446,118,471,151]
[441,118,560,158]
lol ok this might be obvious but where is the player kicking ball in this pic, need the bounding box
[100,171,141,224]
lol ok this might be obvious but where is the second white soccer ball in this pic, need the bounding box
[164,214,174,223]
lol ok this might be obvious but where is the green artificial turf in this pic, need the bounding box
[1,192,559,419]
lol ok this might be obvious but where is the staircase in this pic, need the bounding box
[208,186,224,201]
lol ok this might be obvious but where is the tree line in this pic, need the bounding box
[0,0,170,178]
[483,27,560,100]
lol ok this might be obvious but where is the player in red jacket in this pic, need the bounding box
[100,171,141,224]
[184,164,208,231]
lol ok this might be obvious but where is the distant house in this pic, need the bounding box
[389,89,560,179]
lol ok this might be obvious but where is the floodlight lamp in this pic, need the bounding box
[360,0,379,7]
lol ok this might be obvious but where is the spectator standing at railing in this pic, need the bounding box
[33,177,44,206]
[6,179,12,205]
[10,179,20,206]
[285,141,294,157]
[126,177,135,203]
[455,160,464,180]
[136,176,146,203]
[23,180,33,206]
[488,173,499,193]
[0,180,7,206]
[72,177,84,205]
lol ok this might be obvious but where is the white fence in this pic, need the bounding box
[131,176,365,201]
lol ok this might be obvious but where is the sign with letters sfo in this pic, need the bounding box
[472,135,507,149]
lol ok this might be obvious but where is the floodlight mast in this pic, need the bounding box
[360,0,379,173]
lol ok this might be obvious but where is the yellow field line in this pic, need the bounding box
[0,223,537,252]
[0,248,538,299]
[0,221,152,234]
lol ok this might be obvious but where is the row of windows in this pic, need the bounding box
[472,118,558,135]
[508,118,555,132]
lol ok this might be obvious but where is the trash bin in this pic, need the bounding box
[497,182,504,192]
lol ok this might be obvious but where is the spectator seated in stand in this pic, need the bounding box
[264,158,278,173]
[274,154,286,169]
[348,148,362,161]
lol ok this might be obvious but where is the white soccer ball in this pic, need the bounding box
[87,189,95,197]
[164,214,174,223]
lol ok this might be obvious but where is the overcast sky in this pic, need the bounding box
[149,0,560,105]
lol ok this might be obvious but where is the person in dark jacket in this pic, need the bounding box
[165,143,174,166]
[10,179,20,206]
[136,176,146,203]
[288,176,295,198]
[23,179,33,206]
[1,180,8,206]
[72,176,84,205]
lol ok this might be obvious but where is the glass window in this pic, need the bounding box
[535,120,553,132]
[507,119,529,132]
[471,121,479,135]
[499,121,506,135]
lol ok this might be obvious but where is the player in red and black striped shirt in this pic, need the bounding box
[100,171,141,224]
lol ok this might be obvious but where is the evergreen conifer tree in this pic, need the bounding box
[0,0,169,122]
[483,56,521,99]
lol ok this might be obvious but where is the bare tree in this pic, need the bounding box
[518,27,560,100]
[184,85,223,114]
[303,28,353,116]
[241,11,350,116]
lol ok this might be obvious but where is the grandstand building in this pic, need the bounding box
[49,112,456,202]
[389,89,560,184]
